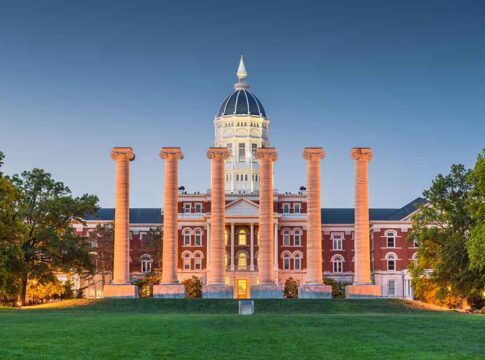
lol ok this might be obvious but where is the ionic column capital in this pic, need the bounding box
[256,147,278,162]
[160,147,184,160]
[351,147,373,162]
[303,147,325,161]
[207,147,230,160]
[111,147,135,161]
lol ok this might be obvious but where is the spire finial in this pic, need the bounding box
[237,54,247,80]
[234,55,249,90]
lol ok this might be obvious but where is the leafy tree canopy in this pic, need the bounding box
[0,159,99,304]
[411,152,485,308]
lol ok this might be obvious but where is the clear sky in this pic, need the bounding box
[0,0,484,209]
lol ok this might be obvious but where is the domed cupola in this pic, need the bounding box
[216,56,267,118]
[213,55,270,194]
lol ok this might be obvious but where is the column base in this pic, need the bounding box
[299,284,333,299]
[250,284,283,299]
[153,284,186,299]
[103,284,139,299]
[202,284,234,299]
[345,284,382,299]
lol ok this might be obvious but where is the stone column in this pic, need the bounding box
[104,147,139,298]
[230,223,235,271]
[250,223,255,271]
[202,147,233,298]
[299,148,332,298]
[153,147,185,298]
[251,147,282,298]
[346,148,381,298]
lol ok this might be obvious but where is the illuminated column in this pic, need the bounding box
[153,147,185,298]
[251,147,282,298]
[202,147,233,298]
[345,147,381,298]
[104,147,138,298]
[250,223,255,271]
[230,223,235,271]
[352,147,373,284]
[299,148,332,298]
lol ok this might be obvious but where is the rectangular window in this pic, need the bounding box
[294,203,301,213]
[332,235,343,250]
[194,203,202,213]
[238,143,246,162]
[407,279,412,296]
[184,203,191,213]
[282,204,290,214]
[227,143,232,156]
[251,143,257,161]
[388,280,395,296]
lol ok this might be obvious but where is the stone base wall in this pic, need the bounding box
[345,284,382,299]
[250,284,283,299]
[202,284,234,299]
[299,284,333,299]
[103,284,139,299]
[153,284,186,299]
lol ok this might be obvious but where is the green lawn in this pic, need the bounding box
[0,299,483,359]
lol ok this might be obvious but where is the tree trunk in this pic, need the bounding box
[18,276,28,306]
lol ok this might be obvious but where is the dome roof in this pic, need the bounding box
[217,89,267,118]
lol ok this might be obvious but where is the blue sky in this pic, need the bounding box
[0,0,484,208]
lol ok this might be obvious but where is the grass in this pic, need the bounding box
[0,299,483,359]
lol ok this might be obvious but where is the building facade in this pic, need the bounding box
[77,57,424,299]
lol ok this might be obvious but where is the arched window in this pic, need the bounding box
[140,254,153,273]
[183,252,191,270]
[412,237,419,248]
[386,231,397,248]
[238,229,247,245]
[245,174,248,181]
[183,229,191,246]
[294,252,302,270]
[194,252,202,270]
[282,230,290,246]
[386,253,397,271]
[294,230,302,246]
[332,255,344,273]
[283,252,291,270]
[194,230,202,246]
[238,252,248,270]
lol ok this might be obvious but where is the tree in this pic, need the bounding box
[467,150,485,272]
[411,162,485,308]
[10,168,98,305]
[88,223,114,288]
[0,152,23,300]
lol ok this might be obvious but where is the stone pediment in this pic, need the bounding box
[225,198,259,216]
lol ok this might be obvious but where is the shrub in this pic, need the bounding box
[323,278,350,298]
[135,273,160,298]
[27,279,64,304]
[182,276,202,298]
[61,280,75,299]
[283,277,299,298]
